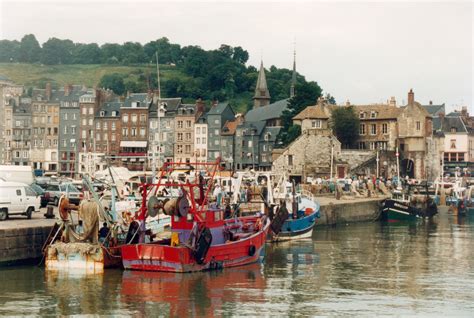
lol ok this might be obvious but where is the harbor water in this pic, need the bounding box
[0,211,473,316]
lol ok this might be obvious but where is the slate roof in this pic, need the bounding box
[423,104,445,116]
[353,104,402,120]
[207,102,231,115]
[237,121,266,136]
[432,116,467,133]
[96,101,122,118]
[245,99,289,122]
[254,61,270,99]
[259,126,281,142]
[123,93,152,108]
[149,97,182,117]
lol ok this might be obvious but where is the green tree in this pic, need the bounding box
[41,38,75,64]
[0,40,20,62]
[18,34,41,63]
[73,43,102,64]
[122,42,147,64]
[101,43,123,64]
[99,73,126,95]
[331,106,359,148]
[232,46,249,64]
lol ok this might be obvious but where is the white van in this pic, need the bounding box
[0,165,34,184]
[0,181,41,220]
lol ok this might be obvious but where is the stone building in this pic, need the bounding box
[195,112,208,164]
[119,93,151,171]
[11,101,32,166]
[220,117,240,170]
[30,85,60,175]
[1,79,23,164]
[174,103,197,163]
[79,93,98,153]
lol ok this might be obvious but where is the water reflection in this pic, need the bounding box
[120,264,266,316]
[0,212,473,316]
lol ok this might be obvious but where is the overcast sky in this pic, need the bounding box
[0,0,472,111]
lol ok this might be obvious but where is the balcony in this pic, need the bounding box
[118,152,147,157]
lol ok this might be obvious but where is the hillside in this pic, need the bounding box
[0,63,254,112]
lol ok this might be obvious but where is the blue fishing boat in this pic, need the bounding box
[270,185,320,241]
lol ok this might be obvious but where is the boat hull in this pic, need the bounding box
[272,211,318,242]
[381,199,436,222]
[121,219,270,273]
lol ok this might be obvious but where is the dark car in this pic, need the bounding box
[44,183,83,206]
[30,183,49,208]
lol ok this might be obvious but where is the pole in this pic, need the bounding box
[376,149,379,178]
[396,146,401,189]
[330,144,334,181]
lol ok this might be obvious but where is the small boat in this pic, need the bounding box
[120,160,270,273]
[269,177,320,241]
[381,183,437,222]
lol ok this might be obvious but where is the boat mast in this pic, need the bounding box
[396,146,401,190]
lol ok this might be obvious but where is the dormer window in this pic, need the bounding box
[311,120,322,128]
[370,111,377,118]
[451,127,457,133]
[359,112,366,119]
[111,111,117,117]
[100,111,105,117]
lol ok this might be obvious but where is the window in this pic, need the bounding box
[359,124,366,135]
[177,133,183,141]
[177,145,183,154]
[370,142,376,150]
[82,107,87,115]
[450,139,456,149]
[370,124,376,135]
[186,120,192,128]
[140,114,146,122]
[22,151,28,158]
[202,127,206,134]
[82,118,86,126]
[16,189,22,196]
[214,129,219,136]
[140,128,146,136]
[359,142,366,149]
[52,152,57,161]
[370,111,377,118]
[89,107,94,115]
[100,111,105,117]
[63,126,68,134]
[122,128,128,136]
[73,114,76,120]
[71,127,76,134]
[103,133,108,141]
[123,114,129,123]
[112,111,117,117]
[196,127,201,134]
[131,114,137,123]
[131,128,137,136]
[185,145,191,154]
[177,121,183,129]
[359,112,365,119]
[451,127,457,133]
[197,137,201,144]
[311,120,321,128]
[103,122,108,130]
[214,139,219,145]
[248,140,253,148]
[96,122,100,130]
[47,116,52,124]
[185,133,191,141]
[288,155,293,166]
[416,121,421,131]
[382,123,388,134]
[111,134,116,141]
[111,122,116,131]
[89,118,93,126]
[214,119,220,125]
[64,113,68,120]
[82,130,86,138]
[202,137,206,144]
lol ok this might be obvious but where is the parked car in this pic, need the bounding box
[30,183,49,208]
[44,183,83,206]
[0,181,41,220]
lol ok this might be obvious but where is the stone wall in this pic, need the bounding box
[318,199,383,225]
[0,225,52,265]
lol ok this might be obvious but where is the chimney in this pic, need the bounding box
[439,112,445,121]
[45,82,52,101]
[195,98,205,113]
[211,99,218,108]
[64,84,73,96]
[461,106,468,117]
[236,113,244,124]
[389,96,396,107]
[429,100,433,105]
[408,89,414,105]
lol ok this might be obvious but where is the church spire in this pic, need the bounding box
[290,44,296,98]
[253,60,271,108]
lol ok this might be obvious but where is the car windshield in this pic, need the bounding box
[46,184,60,191]
[63,184,79,192]
[29,184,44,194]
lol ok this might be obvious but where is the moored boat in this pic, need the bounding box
[120,160,270,273]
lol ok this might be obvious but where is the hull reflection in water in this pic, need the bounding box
[120,264,266,316]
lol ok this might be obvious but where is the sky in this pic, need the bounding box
[0,0,472,112]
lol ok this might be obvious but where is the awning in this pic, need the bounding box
[120,141,147,148]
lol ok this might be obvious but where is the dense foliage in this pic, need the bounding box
[331,106,360,148]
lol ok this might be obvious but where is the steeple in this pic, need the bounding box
[290,47,296,98]
[253,61,271,108]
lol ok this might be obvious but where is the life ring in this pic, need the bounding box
[254,218,263,231]
[58,196,70,221]
[248,245,256,256]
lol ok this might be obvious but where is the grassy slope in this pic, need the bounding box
[0,63,249,112]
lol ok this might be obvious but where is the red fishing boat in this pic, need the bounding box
[120,160,270,272]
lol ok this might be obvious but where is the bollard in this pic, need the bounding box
[44,205,55,219]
